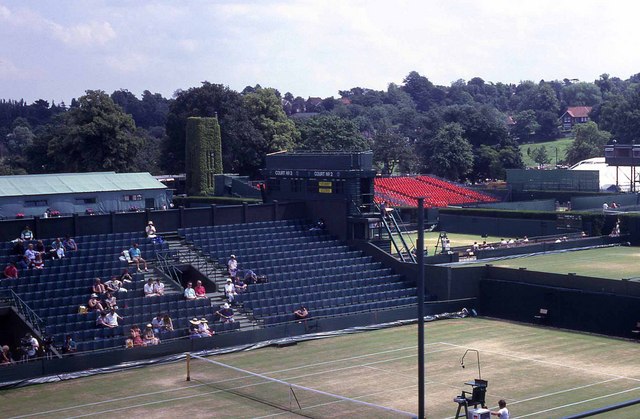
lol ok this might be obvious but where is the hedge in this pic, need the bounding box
[185,117,223,196]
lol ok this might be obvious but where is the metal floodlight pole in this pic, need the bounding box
[417,197,425,419]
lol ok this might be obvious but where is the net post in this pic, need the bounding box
[186,352,191,381]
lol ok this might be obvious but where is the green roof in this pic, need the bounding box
[0,172,167,198]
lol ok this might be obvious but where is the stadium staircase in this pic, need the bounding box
[178,219,418,326]
[157,234,257,330]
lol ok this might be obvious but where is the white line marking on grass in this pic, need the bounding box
[8,345,451,419]
[439,342,640,382]
[514,386,640,418]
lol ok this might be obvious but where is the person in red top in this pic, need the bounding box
[194,280,207,299]
[3,263,18,279]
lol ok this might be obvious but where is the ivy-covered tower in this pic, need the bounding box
[185,117,223,196]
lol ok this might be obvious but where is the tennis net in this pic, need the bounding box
[187,353,417,418]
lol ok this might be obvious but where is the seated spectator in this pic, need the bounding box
[11,239,25,256]
[472,242,479,251]
[243,269,258,285]
[35,240,46,256]
[499,238,507,247]
[92,278,107,295]
[20,226,34,241]
[129,243,148,272]
[189,328,203,339]
[120,269,133,283]
[233,276,247,293]
[104,307,123,328]
[151,313,164,334]
[23,333,39,359]
[198,318,214,336]
[143,324,159,345]
[153,278,165,296]
[216,303,235,323]
[145,221,157,238]
[162,314,174,332]
[50,238,65,259]
[105,276,127,293]
[294,305,309,322]
[184,282,196,300]
[62,335,77,355]
[24,243,37,265]
[1,344,14,365]
[87,293,104,312]
[63,235,78,252]
[103,292,117,310]
[194,280,207,298]
[523,236,529,243]
[17,255,30,271]
[224,278,237,304]
[96,311,109,327]
[310,218,326,231]
[144,278,157,297]
[33,252,44,270]
[227,254,238,277]
[3,262,18,279]
[129,326,145,347]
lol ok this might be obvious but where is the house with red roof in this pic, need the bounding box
[560,106,592,132]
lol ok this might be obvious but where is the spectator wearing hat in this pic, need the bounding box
[87,294,104,312]
[216,303,235,323]
[194,280,207,299]
[129,243,149,272]
[143,324,159,345]
[224,278,237,304]
[145,221,157,238]
[184,282,196,300]
[189,318,203,338]
[227,254,238,277]
[198,318,214,336]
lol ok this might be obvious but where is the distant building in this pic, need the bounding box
[560,106,592,132]
[0,172,169,218]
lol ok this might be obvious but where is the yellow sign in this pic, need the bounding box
[319,188,332,194]
[319,181,332,187]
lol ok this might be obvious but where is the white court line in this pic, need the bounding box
[514,385,640,418]
[8,344,452,419]
[439,342,640,382]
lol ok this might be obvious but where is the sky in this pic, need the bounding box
[2,0,640,104]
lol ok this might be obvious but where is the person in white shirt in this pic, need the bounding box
[144,278,157,297]
[184,282,196,300]
[145,221,157,238]
[491,399,509,419]
[224,278,237,303]
[104,308,123,328]
[153,278,165,296]
[227,255,238,276]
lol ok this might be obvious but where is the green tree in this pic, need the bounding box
[296,115,369,151]
[512,110,540,142]
[164,82,263,175]
[531,145,551,166]
[241,87,300,176]
[473,145,502,180]
[420,123,473,181]
[372,128,417,175]
[565,121,611,165]
[43,90,141,172]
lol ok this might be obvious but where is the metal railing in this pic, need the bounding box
[0,289,46,337]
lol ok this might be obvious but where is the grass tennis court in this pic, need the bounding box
[3,317,640,418]
[394,232,510,256]
[474,245,640,280]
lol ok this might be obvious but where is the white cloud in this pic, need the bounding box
[52,21,116,47]
[104,52,149,74]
